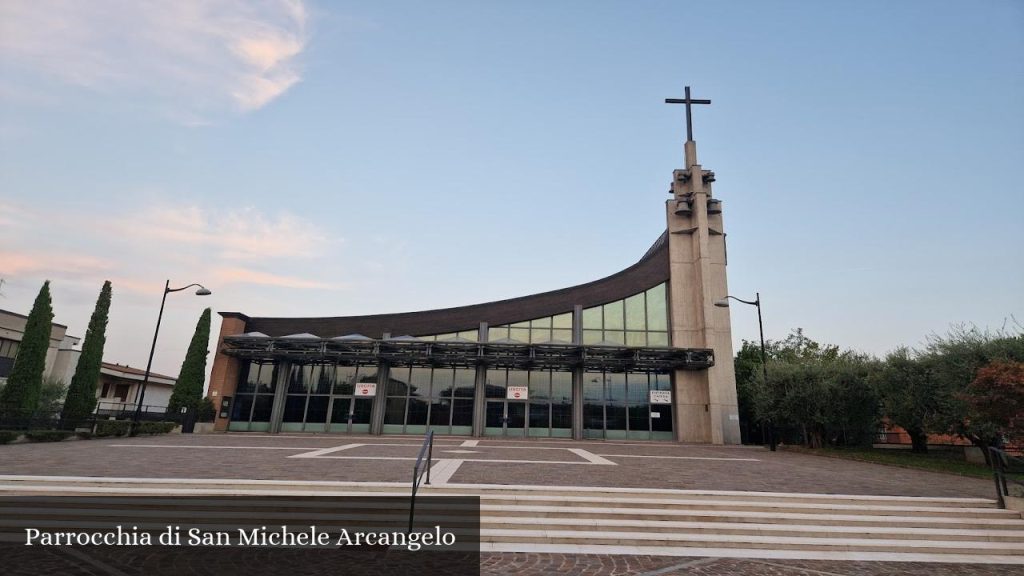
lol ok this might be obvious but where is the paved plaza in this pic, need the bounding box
[1,433,1015,574]
[0,433,995,498]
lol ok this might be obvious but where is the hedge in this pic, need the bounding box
[23,430,73,442]
[0,430,19,444]
[95,420,131,437]
[134,421,176,435]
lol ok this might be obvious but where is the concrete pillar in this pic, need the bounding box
[572,305,584,440]
[370,363,389,435]
[667,139,741,444]
[473,322,488,437]
[268,361,291,434]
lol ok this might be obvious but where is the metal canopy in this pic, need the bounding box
[222,335,714,372]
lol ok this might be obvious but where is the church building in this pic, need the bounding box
[206,89,741,444]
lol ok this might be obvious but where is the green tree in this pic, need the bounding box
[0,281,54,421]
[733,340,766,443]
[871,348,943,453]
[923,325,1024,459]
[39,376,69,413]
[963,361,1024,446]
[739,328,878,448]
[61,281,112,427]
[167,308,212,416]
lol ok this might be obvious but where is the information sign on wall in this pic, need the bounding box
[355,383,377,397]
[506,386,528,400]
[649,390,672,404]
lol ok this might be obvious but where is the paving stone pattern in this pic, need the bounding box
[479,554,1024,576]
[0,434,994,498]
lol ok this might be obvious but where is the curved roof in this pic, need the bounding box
[222,231,669,339]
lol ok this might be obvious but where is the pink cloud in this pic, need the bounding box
[213,267,342,290]
[0,249,115,277]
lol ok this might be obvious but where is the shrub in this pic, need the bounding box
[23,430,72,442]
[198,397,216,423]
[0,430,20,444]
[95,420,131,437]
[134,421,176,435]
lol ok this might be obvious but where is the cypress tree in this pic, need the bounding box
[167,308,212,415]
[0,281,54,421]
[61,281,112,427]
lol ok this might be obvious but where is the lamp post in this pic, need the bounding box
[714,293,775,451]
[132,280,211,424]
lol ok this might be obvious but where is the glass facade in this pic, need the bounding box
[229,362,277,432]
[583,370,673,440]
[582,283,669,346]
[279,364,376,433]
[418,330,479,341]
[383,366,476,435]
[488,312,573,343]
[226,283,677,440]
[484,369,572,438]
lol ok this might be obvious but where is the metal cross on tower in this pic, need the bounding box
[665,86,711,142]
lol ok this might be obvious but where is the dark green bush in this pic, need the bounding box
[95,420,131,437]
[134,421,176,435]
[0,430,20,444]
[23,430,72,442]
[198,397,216,423]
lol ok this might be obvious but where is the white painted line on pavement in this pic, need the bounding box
[110,445,311,450]
[568,448,617,465]
[427,459,463,485]
[596,454,761,462]
[289,444,367,458]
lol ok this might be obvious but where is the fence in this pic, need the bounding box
[0,401,174,431]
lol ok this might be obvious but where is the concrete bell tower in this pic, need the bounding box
[665,87,741,444]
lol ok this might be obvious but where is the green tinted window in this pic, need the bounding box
[625,293,646,331]
[646,284,668,331]
[603,300,624,330]
[552,313,572,329]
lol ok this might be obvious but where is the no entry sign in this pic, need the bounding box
[506,386,528,400]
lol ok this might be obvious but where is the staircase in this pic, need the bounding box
[1,476,1021,564]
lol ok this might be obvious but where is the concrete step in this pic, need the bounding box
[477,516,1024,542]
[1,475,1019,562]
[0,480,1008,518]
[465,494,1015,518]
[0,475,999,508]
[478,504,1024,529]
[478,528,1024,555]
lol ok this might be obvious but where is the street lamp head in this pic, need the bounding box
[713,299,730,308]
[195,286,212,296]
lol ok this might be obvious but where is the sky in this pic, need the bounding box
[1,0,1022,379]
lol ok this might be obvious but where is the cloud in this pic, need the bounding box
[118,204,330,261]
[0,0,308,119]
[214,267,341,290]
[0,250,115,278]
[0,199,339,293]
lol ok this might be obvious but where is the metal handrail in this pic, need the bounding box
[988,446,1024,509]
[408,430,434,533]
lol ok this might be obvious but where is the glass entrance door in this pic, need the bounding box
[328,397,372,433]
[484,400,527,437]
